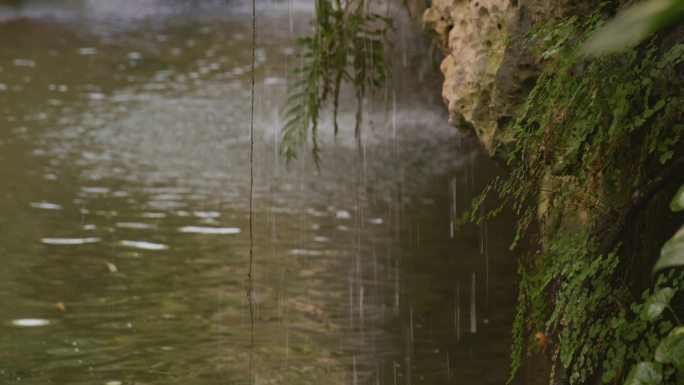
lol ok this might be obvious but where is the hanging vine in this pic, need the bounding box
[281,0,393,166]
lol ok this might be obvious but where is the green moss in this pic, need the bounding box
[467,11,684,385]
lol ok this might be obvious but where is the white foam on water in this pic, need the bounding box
[82,186,110,194]
[178,226,240,235]
[88,92,105,100]
[119,240,169,250]
[41,237,101,245]
[13,59,36,68]
[116,222,157,229]
[290,249,324,256]
[78,47,97,55]
[336,210,351,219]
[193,211,220,219]
[11,319,50,327]
[30,202,62,210]
[142,212,166,219]
[264,76,284,85]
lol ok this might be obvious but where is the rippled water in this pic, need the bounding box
[0,1,541,384]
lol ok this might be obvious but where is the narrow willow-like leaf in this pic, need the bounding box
[280,0,393,166]
[581,0,684,57]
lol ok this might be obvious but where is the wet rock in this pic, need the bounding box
[422,0,583,156]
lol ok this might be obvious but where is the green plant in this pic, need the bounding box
[582,0,684,56]
[281,0,392,165]
[654,185,684,273]
[462,11,684,385]
[621,186,684,385]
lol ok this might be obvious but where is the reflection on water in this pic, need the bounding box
[0,1,540,384]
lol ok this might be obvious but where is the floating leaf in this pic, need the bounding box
[641,287,674,321]
[623,362,662,385]
[654,327,684,371]
[670,184,684,212]
[653,226,684,274]
[105,262,118,273]
[56,302,66,312]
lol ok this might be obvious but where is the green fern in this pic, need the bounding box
[464,10,684,385]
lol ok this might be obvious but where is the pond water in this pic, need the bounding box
[0,1,541,384]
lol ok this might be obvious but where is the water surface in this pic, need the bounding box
[0,1,537,384]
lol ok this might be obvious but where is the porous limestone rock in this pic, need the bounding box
[423,0,579,156]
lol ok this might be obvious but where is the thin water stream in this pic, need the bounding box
[0,1,541,384]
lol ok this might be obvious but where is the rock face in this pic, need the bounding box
[422,0,578,156]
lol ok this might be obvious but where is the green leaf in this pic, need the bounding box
[670,184,684,212]
[654,327,684,371]
[641,287,675,321]
[280,0,393,164]
[623,362,662,385]
[653,226,684,274]
[581,0,684,57]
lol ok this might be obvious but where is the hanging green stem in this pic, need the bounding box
[281,0,393,167]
